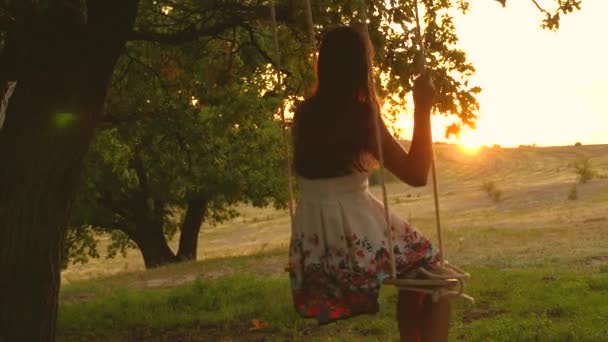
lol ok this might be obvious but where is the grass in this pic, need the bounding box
[57,144,608,341]
[57,264,608,341]
[455,268,608,342]
[59,274,300,341]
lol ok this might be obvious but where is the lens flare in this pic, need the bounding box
[53,112,77,129]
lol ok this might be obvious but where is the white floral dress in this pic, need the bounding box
[288,172,439,324]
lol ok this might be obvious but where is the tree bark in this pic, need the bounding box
[0,1,138,341]
[177,198,208,261]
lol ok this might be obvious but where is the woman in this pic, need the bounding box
[288,25,450,341]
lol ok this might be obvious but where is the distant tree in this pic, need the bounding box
[68,45,288,267]
[574,141,582,147]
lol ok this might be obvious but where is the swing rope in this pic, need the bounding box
[358,0,398,280]
[304,0,317,60]
[413,0,446,269]
[270,1,295,224]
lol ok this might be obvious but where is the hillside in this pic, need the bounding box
[61,144,608,283]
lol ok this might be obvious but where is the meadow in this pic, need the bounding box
[58,144,608,341]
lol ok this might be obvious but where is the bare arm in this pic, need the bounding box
[371,75,435,187]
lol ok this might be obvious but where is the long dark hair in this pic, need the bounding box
[293,25,379,179]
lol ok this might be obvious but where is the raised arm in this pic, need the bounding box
[372,74,435,187]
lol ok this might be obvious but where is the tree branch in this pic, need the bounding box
[124,50,169,94]
[127,1,295,44]
[529,0,550,14]
[242,24,293,78]
[128,20,239,44]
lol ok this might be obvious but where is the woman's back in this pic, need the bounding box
[293,98,374,179]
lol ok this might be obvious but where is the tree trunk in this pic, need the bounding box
[0,2,137,341]
[128,157,179,269]
[177,198,208,261]
[132,221,178,269]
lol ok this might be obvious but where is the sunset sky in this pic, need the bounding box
[397,0,608,148]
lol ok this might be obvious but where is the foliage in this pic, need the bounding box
[62,225,101,268]
[529,0,582,30]
[487,0,582,30]
[481,180,503,202]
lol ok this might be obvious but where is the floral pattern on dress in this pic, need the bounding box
[289,221,438,324]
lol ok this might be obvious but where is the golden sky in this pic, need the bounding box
[398,0,608,148]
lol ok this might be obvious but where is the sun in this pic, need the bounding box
[460,142,481,155]
[456,131,483,155]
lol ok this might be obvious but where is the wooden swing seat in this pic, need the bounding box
[383,261,473,303]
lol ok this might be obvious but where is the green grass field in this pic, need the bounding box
[58,144,608,341]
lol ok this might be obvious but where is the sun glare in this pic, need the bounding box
[460,142,481,155]
[456,130,483,155]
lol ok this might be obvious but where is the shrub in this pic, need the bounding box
[574,158,596,184]
[574,142,582,147]
[481,181,503,203]
[568,185,578,200]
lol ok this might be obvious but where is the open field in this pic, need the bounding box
[58,144,608,341]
